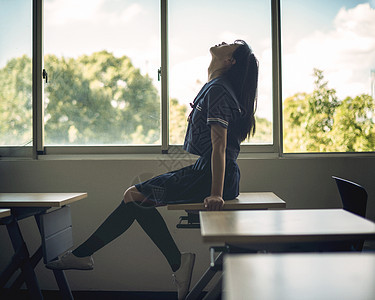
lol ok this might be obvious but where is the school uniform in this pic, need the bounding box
[135,76,242,205]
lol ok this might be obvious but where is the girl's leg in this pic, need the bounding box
[73,186,182,271]
[46,198,137,270]
[124,187,195,300]
[47,186,194,299]
[72,186,143,257]
[72,200,136,257]
[133,201,182,272]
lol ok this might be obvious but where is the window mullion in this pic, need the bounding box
[271,0,282,155]
[32,0,44,159]
[161,0,169,153]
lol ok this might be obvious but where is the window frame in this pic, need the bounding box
[3,0,371,159]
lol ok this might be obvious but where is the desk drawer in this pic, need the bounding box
[39,206,73,263]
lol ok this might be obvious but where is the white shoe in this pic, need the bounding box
[45,250,94,270]
[172,252,196,300]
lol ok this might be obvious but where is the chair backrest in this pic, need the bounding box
[332,176,368,218]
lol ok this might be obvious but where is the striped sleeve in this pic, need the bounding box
[206,85,234,128]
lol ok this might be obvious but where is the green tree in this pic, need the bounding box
[331,94,375,152]
[0,55,32,145]
[250,117,272,144]
[169,98,188,145]
[168,99,273,145]
[44,54,116,144]
[9,55,373,153]
[0,52,163,146]
[284,69,375,152]
[305,69,339,151]
[44,51,161,144]
[283,92,309,152]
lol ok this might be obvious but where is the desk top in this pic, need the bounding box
[224,253,375,300]
[0,208,11,218]
[167,192,286,211]
[200,209,375,244]
[0,193,87,208]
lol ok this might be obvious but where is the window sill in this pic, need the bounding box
[1,151,374,162]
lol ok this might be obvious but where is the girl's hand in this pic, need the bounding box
[204,195,224,211]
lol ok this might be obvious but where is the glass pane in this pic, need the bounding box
[169,0,272,145]
[282,0,375,153]
[44,0,161,145]
[0,0,32,147]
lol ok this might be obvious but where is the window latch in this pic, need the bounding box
[158,68,161,81]
[43,69,48,83]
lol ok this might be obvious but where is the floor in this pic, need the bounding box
[1,290,208,300]
[3,241,375,300]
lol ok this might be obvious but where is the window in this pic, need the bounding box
[282,0,375,153]
[0,0,32,149]
[2,0,374,157]
[44,0,161,146]
[169,0,273,145]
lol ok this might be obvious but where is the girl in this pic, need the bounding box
[47,40,259,300]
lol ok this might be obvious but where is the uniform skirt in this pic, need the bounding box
[135,156,240,206]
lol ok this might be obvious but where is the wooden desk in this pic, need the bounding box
[194,209,375,300]
[0,193,87,300]
[167,192,286,211]
[168,192,286,229]
[183,193,286,300]
[224,253,375,300]
[0,209,11,218]
[200,209,375,247]
[0,193,87,207]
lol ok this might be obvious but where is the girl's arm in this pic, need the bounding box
[204,123,227,211]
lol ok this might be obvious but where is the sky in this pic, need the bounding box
[282,0,375,101]
[1,0,375,121]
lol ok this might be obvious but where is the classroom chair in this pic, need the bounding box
[332,175,368,251]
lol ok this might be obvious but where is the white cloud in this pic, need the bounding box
[119,3,143,23]
[46,0,143,26]
[283,3,375,100]
[44,0,150,64]
[45,0,104,25]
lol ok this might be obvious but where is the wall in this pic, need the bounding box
[1,155,374,291]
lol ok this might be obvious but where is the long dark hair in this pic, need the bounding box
[223,40,259,142]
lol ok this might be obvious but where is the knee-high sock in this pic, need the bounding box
[73,201,136,257]
[133,205,181,272]
[72,201,181,272]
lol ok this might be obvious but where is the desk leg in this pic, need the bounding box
[6,219,43,300]
[53,270,73,300]
[10,246,43,289]
[202,274,222,300]
[186,252,223,300]
[0,246,25,288]
[34,213,74,300]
